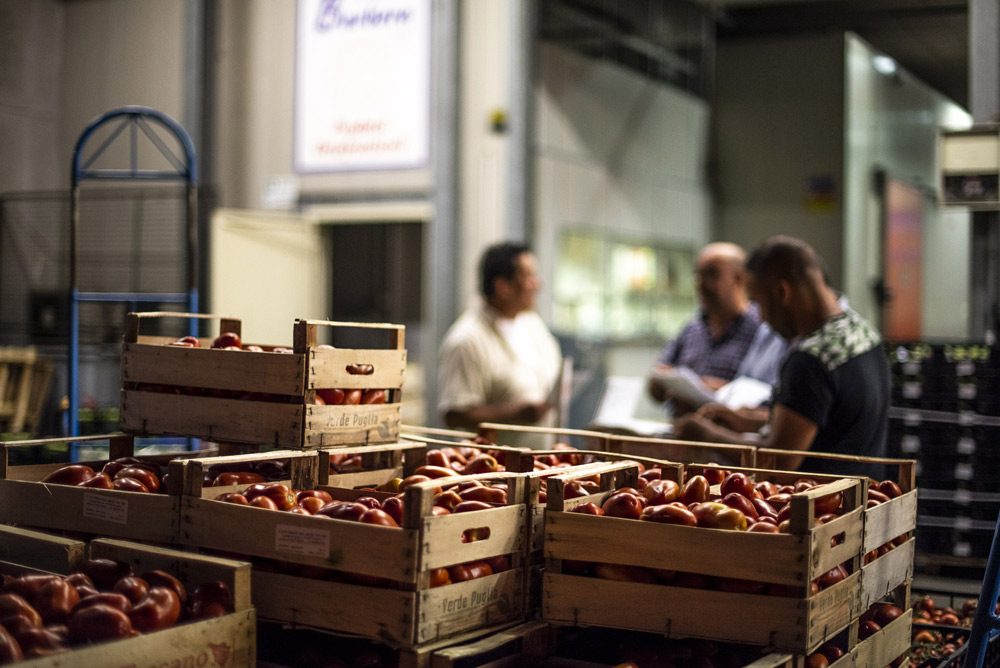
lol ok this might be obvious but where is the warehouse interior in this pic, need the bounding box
[2,1,1000,659]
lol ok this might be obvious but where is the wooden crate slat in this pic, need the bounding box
[121,389,303,447]
[179,497,419,580]
[252,570,415,643]
[850,609,911,668]
[16,609,256,668]
[811,507,865,577]
[121,342,306,394]
[0,525,86,574]
[544,510,813,586]
[542,572,853,651]
[858,539,915,610]
[310,348,407,388]
[862,490,917,553]
[304,404,402,447]
[0,478,180,543]
[420,505,526,570]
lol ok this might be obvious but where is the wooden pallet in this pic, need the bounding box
[175,452,529,646]
[1,536,255,668]
[120,312,406,448]
[542,462,867,652]
[0,433,183,543]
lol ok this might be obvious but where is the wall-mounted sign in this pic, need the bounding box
[294,0,432,173]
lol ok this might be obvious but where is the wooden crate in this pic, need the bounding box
[756,449,918,611]
[0,524,86,574]
[824,581,912,668]
[542,462,868,653]
[120,312,406,449]
[176,454,529,647]
[476,422,758,468]
[0,433,184,543]
[1,537,255,668]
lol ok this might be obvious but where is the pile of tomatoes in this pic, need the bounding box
[907,594,991,668]
[0,558,232,663]
[41,457,167,495]
[160,334,389,406]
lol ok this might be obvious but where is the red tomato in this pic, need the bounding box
[453,500,494,514]
[129,587,181,632]
[0,626,22,663]
[211,332,242,349]
[315,501,368,521]
[748,521,781,533]
[0,593,42,628]
[448,561,493,583]
[458,485,507,505]
[805,653,829,668]
[342,389,362,405]
[601,492,643,519]
[10,626,67,659]
[642,479,681,506]
[139,572,185,607]
[112,477,149,493]
[593,563,654,583]
[721,492,759,521]
[316,388,345,405]
[680,475,710,505]
[359,508,399,528]
[41,465,96,486]
[877,480,903,499]
[414,465,460,479]
[189,582,232,620]
[249,495,278,510]
[215,492,249,505]
[112,577,150,605]
[752,498,779,521]
[78,559,133,591]
[381,497,404,525]
[640,503,698,527]
[720,473,754,500]
[72,592,132,616]
[871,603,903,627]
[858,620,881,639]
[429,568,451,588]
[812,487,843,516]
[702,468,727,485]
[360,389,386,404]
[31,578,79,624]
[691,501,747,530]
[463,454,500,475]
[794,478,819,492]
[571,502,604,516]
[114,467,160,493]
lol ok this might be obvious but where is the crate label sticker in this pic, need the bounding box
[957,437,976,455]
[959,384,977,400]
[902,382,922,399]
[900,435,920,453]
[954,463,974,481]
[957,361,975,377]
[82,493,128,524]
[275,524,330,558]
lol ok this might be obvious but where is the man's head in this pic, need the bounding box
[480,242,541,317]
[694,242,749,319]
[745,235,829,339]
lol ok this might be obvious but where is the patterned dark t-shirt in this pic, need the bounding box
[658,304,764,381]
[774,310,890,478]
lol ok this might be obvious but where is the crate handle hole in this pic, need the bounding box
[462,527,491,543]
[346,364,375,375]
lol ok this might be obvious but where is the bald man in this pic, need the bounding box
[648,242,784,409]
[674,236,889,477]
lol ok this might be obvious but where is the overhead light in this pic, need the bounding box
[872,54,898,76]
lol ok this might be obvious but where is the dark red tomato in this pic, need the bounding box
[702,468,727,485]
[858,620,881,639]
[296,490,334,505]
[602,492,644,519]
[129,587,181,632]
[752,498,779,521]
[381,497,404,525]
[640,503,698,527]
[214,492,249,505]
[748,521,781,533]
[71,592,132,615]
[41,465,96,486]
[211,332,242,349]
[359,508,399,527]
[78,473,114,489]
[721,492,759,521]
[112,477,149,494]
[114,467,160,493]
[78,559,133,591]
[643,479,681,506]
[190,582,233,620]
[877,480,903,499]
[68,605,136,643]
[342,389,362,405]
[0,626,23,663]
[11,626,67,659]
[316,501,368,521]
[459,486,507,505]
[448,561,493,583]
[571,502,604,516]
[680,475,710,506]
[64,573,93,591]
[112,577,150,605]
[720,473,754,500]
[31,579,79,625]
[755,480,780,498]
[316,388,346,405]
[812,487,843,516]
[871,603,904,627]
[794,478,819,493]
[0,593,42,628]
[464,454,500,475]
[429,568,451,588]
[249,495,279,511]
[212,472,266,487]
[434,490,463,511]
[360,389,386,404]
[453,500,494,514]
[805,653,829,668]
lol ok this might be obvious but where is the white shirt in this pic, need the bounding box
[438,300,562,447]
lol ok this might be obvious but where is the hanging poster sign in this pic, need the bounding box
[294,0,432,173]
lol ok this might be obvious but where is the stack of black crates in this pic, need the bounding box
[886,341,1000,576]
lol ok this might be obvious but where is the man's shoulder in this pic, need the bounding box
[441,309,489,350]
[797,311,882,372]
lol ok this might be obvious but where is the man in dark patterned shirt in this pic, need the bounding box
[647,242,781,412]
[674,235,889,477]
